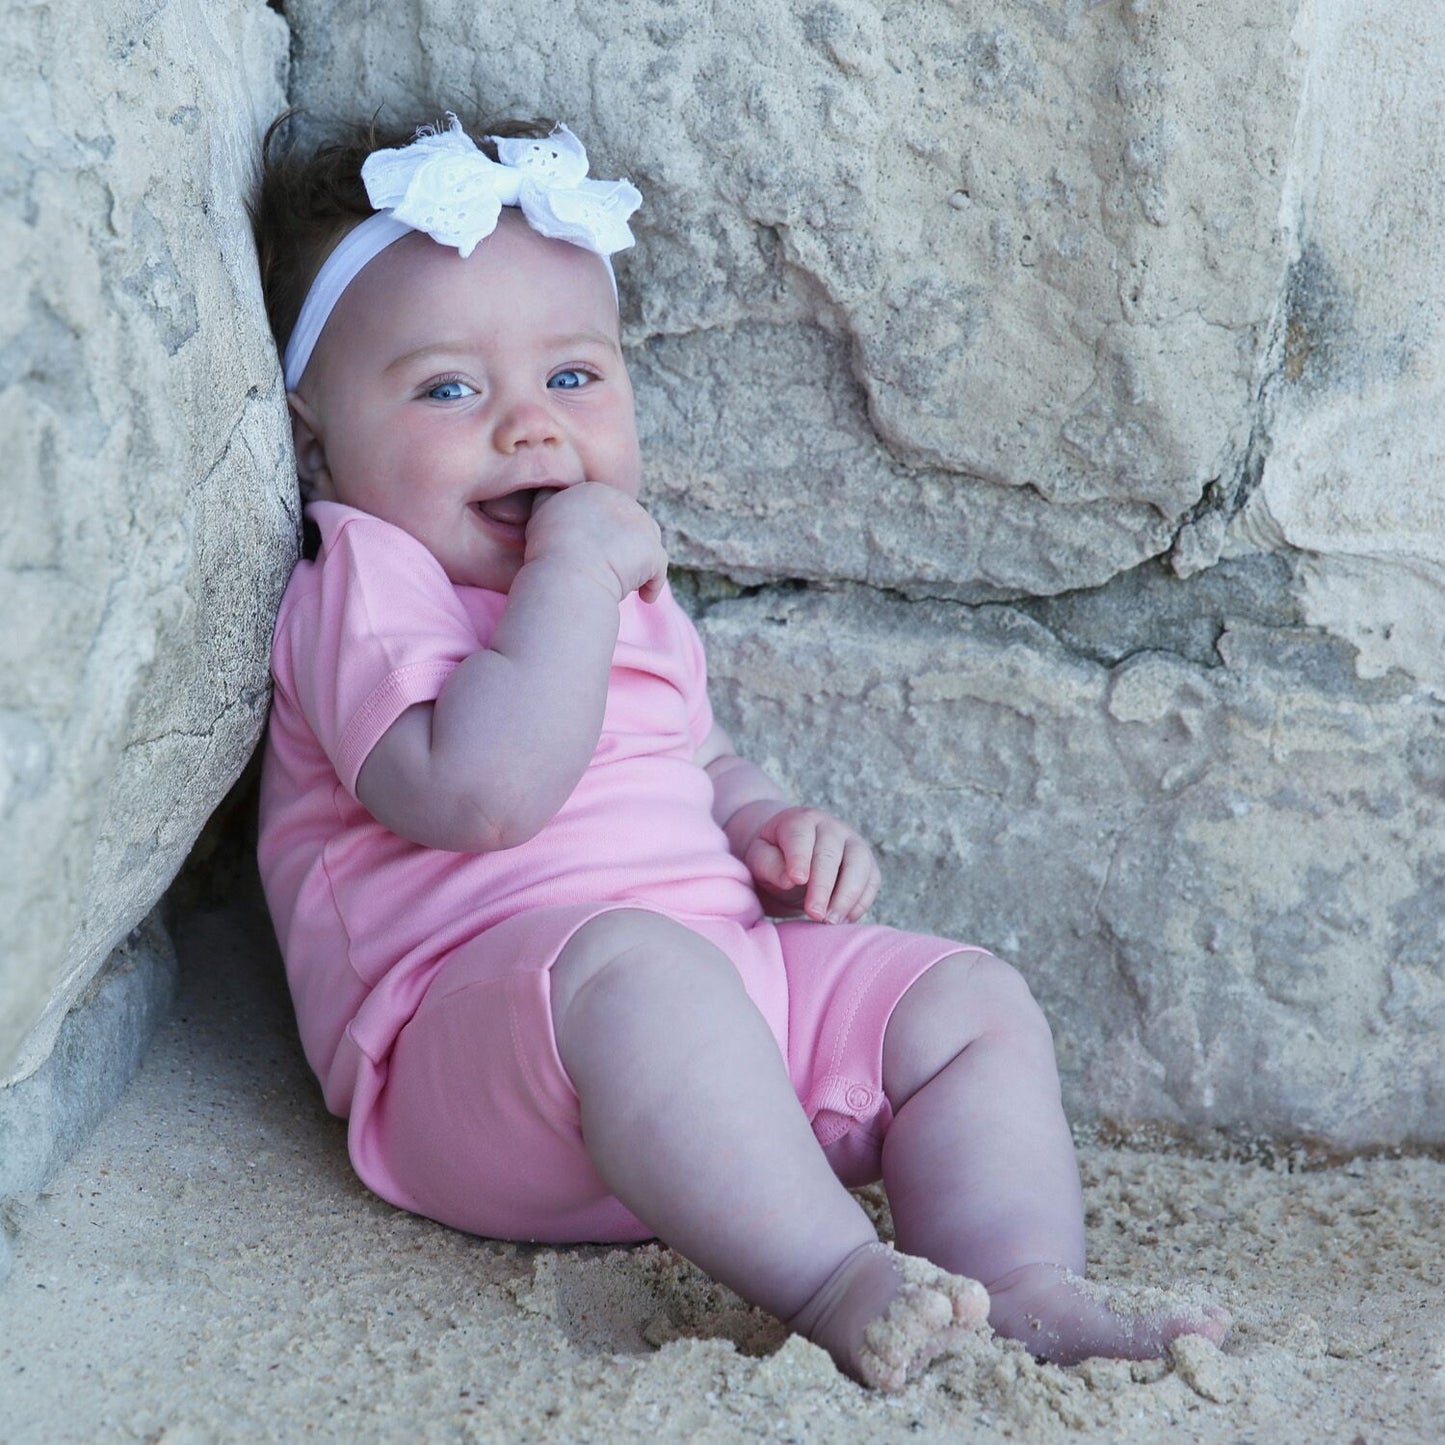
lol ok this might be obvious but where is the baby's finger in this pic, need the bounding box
[744,835,792,893]
[770,812,820,889]
[638,559,669,604]
[832,844,881,923]
[846,861,882,922]
[802,835,846,921]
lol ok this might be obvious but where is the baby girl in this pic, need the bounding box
[251,110,1228,1390]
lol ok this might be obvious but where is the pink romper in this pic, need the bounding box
[258,502,976,1242]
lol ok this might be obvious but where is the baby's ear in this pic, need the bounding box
[288,391,335,503]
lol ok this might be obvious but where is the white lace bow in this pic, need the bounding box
[360,115,642,260]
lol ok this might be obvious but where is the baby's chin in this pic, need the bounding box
[439,552,526,593]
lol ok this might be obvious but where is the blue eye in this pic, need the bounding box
[548,369,592,391]
[427,378,476,401]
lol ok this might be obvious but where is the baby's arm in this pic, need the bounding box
[699,727,881,923]
[355,484,667,852]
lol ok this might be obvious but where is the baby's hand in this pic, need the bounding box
[525,483,668,602]
[744,806,881,924]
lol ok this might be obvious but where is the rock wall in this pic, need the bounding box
[282,0,1445,1149]
[1239,4,1445,690]
[0,0,294,1087]
[6,0,1441,1152]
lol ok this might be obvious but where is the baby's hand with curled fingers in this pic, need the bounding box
[743,806,882,924]
[525,482,668,602]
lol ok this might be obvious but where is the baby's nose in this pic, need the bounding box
[494,398,559,452]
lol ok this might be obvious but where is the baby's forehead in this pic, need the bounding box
[381,217,617,304]
[336,219,623,352]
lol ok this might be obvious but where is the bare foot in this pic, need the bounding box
[787,1242,989,1390]
[986,1262,1231,1365]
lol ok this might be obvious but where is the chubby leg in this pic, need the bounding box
[550,911,987,1388]
[881,952,1229,1364]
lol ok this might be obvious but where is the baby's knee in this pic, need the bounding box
[884,950,1056,1105]
[549,909,736,1031]
[946,952,1054,1043]
[936,953,1051,1057]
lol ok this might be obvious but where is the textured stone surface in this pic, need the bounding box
[1234,2,1445,692]
[696,586,1445,1150]
[278,1,1445,1143]
[286,0,1300,596]
[0,908,176,1198]
[9,0,1444,1151]
[0,0,294,1083]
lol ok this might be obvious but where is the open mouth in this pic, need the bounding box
[474,486,559,538]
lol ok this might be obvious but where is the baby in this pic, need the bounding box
[251,110,1228,1390]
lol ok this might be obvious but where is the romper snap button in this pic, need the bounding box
[845,1084,873,1113]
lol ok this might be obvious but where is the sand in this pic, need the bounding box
[3,879,1441,1442]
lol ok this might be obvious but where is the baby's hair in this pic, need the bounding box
[250,108,556,358]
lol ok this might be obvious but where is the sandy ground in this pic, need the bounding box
[3,876,1442,1443]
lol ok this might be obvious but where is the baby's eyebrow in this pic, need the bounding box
[549,328,623,353]
[385,330,622,373]
[384,343,467,374]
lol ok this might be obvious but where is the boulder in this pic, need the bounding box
[696,582,1445,1150]
[0,0,294,1087]
[10,0,1441,1151]
[287,0,1299,596]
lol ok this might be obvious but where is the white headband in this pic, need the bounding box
[282,117,643,391]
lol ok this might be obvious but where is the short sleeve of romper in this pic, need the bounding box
[271,501,482,798]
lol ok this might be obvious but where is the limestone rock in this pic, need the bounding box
[274,0,1445,1144]
[0,908,176,1196]
[697,586,1445,1150]
[10,0,1443,1155]
[1235,3,1445,693]
[0,0,294,1083]
[285,0,1300,595]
